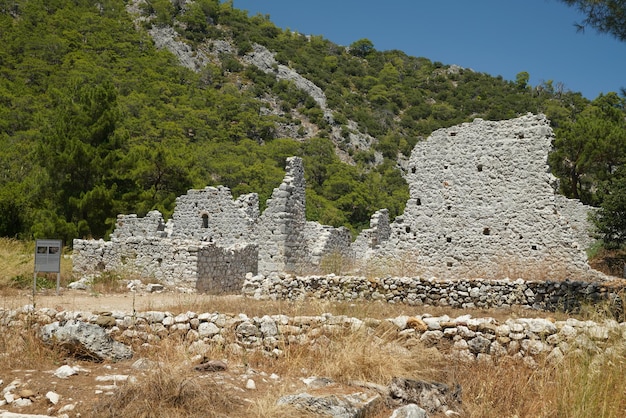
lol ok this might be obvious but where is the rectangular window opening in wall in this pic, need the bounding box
[531,245,537,250]
[201,214,209,228]
[416,198,422,206]
[446,237,452,243]
[446,261,453,267]
[483,227,490,235]
[477,164,483,172]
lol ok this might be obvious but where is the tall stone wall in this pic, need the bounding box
[555,194,596,251]
[373,114,595,279]
[257,157,309,274]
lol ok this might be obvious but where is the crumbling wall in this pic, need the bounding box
[374,113,594,279]
[352,209,391,256]
[257,156,309,274]
[73,113,602,289]
[304,222,353,268]
[555,194,596,251]
[73,237,200,288]
[170,186,259,247]
[111,210,167,239]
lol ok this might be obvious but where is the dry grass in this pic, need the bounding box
[0,237,73,290]
[2,240,626,417]
[0,320,63,370]
[91,364,241,418]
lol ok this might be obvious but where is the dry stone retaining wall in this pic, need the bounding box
[242,274,624,314]
[3,305,625,366]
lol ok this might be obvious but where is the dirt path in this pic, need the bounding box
[1,289,223,313]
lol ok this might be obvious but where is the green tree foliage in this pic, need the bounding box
[549,93,626,203]
[349,38,375,57]
[559,0,626,41]
[593,168,626,248]
[0,0,623,248]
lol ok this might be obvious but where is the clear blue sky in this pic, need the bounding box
[231,0,625,100]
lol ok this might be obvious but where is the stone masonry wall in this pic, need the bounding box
[111,211,167,239]
[73,114,602,291]
[304,222,353,268]
[257,157,309,274]
[170,186,259,247]
[73,237,201,289]
[242,274,624,313]
[4,305,625,367]
[72,237,257,292]
[351,209,391,257]
[373,114,595,279]
[196,244,258,293]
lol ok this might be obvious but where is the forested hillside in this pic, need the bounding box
[1,0,624,249]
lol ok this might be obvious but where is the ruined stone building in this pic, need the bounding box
[73,157,352,292]
[73,113,598,292]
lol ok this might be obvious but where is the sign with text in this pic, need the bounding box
[34,239,62,273]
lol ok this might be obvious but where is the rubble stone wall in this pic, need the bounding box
[4,306,624,366]
[111,211,167,239]
[73,114,601,291]
[72,237,257,292]
[242,274,624,313]
[170,186,259,247]
[257,157,309,274]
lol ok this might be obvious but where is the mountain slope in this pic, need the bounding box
[1,0,619,245]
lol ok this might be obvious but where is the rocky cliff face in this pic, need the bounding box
[125,1,380,165]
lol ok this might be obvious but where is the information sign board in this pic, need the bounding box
[34,239,62,273]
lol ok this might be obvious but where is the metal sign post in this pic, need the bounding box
[34,239,63,295]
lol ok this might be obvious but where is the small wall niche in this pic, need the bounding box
[446,237,452,243]
[477,164,483,172]
[482,227,490,236]
[416,198,422,206]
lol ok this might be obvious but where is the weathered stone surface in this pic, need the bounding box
[390,404,428,418]
[389,378,461,414]
[277,391,381,418]
[39,320,133,361]
[371,113,596,280]
[73,114,601,293]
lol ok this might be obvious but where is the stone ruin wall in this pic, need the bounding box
[196,244,258,294]
[73,113,600,292]
[72,157,350,291]
[257,157,309,274]
[372,113,595,280]
[170,186,259,247]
